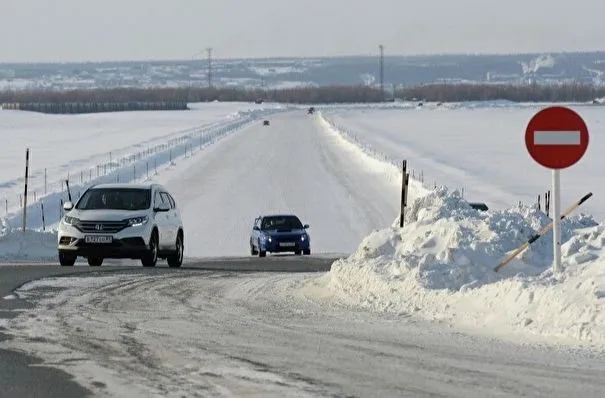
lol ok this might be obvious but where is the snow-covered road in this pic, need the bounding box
[4,270,605,397]
[2,104,605,397]
[161,111,417,257]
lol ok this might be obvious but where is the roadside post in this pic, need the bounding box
[400,160,409,227]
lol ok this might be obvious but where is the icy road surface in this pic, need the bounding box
[3,270,605,397]
[159,111,416,257]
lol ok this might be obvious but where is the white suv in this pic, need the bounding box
[57,183,184,267]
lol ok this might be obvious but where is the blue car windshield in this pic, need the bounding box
[261,216,303,230]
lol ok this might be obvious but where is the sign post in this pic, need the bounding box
[525,106,589,273]
[552,169,561,273]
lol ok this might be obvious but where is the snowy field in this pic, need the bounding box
[0,101,287,258]
[0,102,276,210]
[320,103,605,219]
[1,101,605,392]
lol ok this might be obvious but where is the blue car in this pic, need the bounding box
[250,214,311,257]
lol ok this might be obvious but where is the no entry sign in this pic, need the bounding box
[525,106,589,169]
[524,105,589,275]
[495,106,592,274]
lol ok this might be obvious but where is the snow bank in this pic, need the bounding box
[306,187,605,347]
[0,219,56,262]
[317,112,428,199]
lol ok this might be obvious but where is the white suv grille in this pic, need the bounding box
[75,220,129,234]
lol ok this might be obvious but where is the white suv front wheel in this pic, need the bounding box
[141,230,158,267]
[167,232,184,268]
[59,252,76,266]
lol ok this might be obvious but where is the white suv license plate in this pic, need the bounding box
[85,235,113,244]
[279,242,296,247]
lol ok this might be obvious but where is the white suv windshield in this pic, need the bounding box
[76,188,151,211]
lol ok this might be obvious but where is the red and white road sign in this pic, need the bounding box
[525,106,589,169]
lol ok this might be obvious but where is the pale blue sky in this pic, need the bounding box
[0,0,604,62]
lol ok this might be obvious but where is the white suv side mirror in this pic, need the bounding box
[63,201,74,211]
[154,201,170,212]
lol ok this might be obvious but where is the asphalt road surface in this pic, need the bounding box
[1,257,605,397]
[0,256,335,398]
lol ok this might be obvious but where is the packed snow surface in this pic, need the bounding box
[302,186,605,347]
[0,218,57,262]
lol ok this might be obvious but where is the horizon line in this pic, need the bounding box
[1,49,605,66]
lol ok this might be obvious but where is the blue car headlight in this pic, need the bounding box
[301,233,308,241]
[260,234,272,243]
[127,216,149,227]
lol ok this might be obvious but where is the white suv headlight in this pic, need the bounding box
[63,216,79,225]
[127,216,149,227]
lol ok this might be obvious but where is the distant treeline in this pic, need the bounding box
[396,82,605,103]
[1,100,188,114]
[0,83,604,112]
[0,85,384,105]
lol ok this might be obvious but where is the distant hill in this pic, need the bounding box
[1,51,604,91]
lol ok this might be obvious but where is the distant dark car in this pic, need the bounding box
[307,107,315,114]
[255,99,264,104]
[250,214,311,257]
[263,120,270,126]
[469,202,489,211]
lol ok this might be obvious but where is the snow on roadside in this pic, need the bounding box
[300,186,605,348]
[6,106,284,230]
[312,105,605,348]
[316,112,428,198]
[0,218,57,262]
[0,106,286,262]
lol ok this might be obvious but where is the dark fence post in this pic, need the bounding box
[400,160,408,228]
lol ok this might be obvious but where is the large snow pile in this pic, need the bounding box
[304,187,605,347]
[0,219,57,262]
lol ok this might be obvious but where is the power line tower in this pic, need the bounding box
[206,47,213,88]
[379,44,385,100]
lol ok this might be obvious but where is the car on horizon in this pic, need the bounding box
[250,214,311,257]
[57,183,184,268]
[263,119,270,126]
